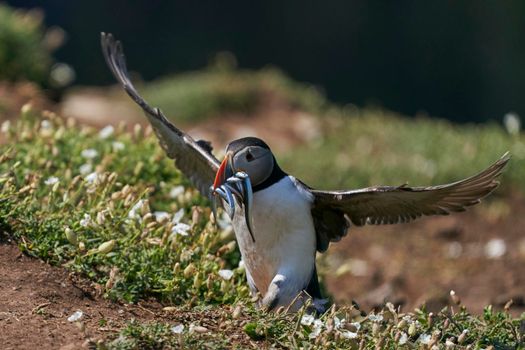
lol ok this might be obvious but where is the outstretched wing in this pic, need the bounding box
[101,33,220,196]
[309,153,510,252]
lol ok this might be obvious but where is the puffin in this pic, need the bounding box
[101,33,510,313]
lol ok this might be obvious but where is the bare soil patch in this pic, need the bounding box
[0,241,253,349]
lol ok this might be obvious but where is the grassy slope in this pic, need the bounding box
[281,108,524,193]
[0,109,523,349]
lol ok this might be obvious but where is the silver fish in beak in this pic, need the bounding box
[211,153,255,242]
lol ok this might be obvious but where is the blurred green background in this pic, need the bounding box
[4,0,525,123]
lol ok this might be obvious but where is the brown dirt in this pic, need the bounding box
[0,241,152,349]
[0,240,254,350]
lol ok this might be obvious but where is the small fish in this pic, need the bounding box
[235,172,255,243]
[210,171,255,242]
[214,185,236,219]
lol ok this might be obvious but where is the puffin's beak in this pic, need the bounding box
[213,151,234,189]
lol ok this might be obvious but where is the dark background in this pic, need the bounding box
[6,0,525,123]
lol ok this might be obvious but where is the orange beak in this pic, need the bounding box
[213,151,233,190]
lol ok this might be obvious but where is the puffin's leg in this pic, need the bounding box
[261,274,306,312]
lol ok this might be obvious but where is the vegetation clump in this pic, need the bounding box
[0,4,63,85]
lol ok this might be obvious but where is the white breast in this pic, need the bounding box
[232,176,317,297]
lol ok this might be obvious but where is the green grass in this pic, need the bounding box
[280,108,525,192]
[0,4,54,84]
[141,58,327,123]
[0,110,523,348]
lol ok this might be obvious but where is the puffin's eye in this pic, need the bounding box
[246,152,255,162]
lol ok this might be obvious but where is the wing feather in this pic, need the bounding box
[100,33,220,196]
[309,153,510,251]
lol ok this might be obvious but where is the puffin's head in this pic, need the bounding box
[213,137,276,189]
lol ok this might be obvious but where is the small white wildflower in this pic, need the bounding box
[171,324,184,334]
[485,238,506,259]
[67,310,83,322]
[1,120,10,133]
[350,321,361,331]
[41,120,52,130]
[154,211,170,222]
[418,333,432,344]
[340,330,358,339]
[218,269,234,281]
[128,200,145,220]
[238,260,245,269]
[85,172,99,183]
[79,163,93,175]
[171,223,190,236]
[99,125,114,139]
[309,319,324,339]
[369,313,383,322]
[301,314,315,326]
[503,112,521,135]
[80,213,91,227]
[334,316,346,329]
[399,332,408,345]
[172,208,185,223]
[44,176,59,185]
[217,212,232,229]
[112,141,125,151]
[81,148,98,159]
[169,185,185,198]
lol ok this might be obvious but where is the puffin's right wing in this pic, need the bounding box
[101,33,220,196]
[308,153,510,252]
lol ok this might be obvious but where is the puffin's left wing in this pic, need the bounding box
[101,33,220,196]
[309,153,510,252]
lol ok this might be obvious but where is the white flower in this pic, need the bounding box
[485,238,506,259]
[169,185,185,198]
[112,141,125,151]
[67,310,83,322]
[99,125,114,139]
[340,330,358,339]
[81,148,98,159]
[172,208,185,223]
[1,120,10,133]
[399,332,408,345]
[301,314,315,326]
[44,176,59,185]
[154,211,170,222]
[128,200,145,220]
[80,214,91,227]
[418,333,431,345]
[309,319,324,339]
[41,120,52,130]
[171,223,190,236]
[218,269,234,281]
[503,112,521,135]
[171,324,184,334]
[79,163,93,175]
[369,313,383,322]
[350,321,361,331]
[85,172,99,183]
[334,316,346,329]
[217,212,232,229]
[238,260,245,269]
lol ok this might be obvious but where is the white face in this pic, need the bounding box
[231,145,274,186]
